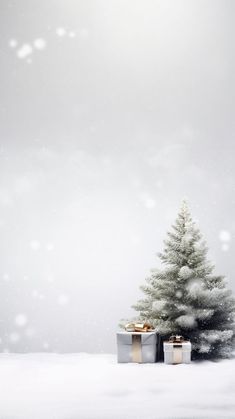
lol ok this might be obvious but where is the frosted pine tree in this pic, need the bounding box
[132,201,235,359]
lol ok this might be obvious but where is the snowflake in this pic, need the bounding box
[186,279,203,298]
[179,266,192,279]
[42,342,49,349]
[46,242,54,251]
[31,290,44,299]
[17,44,33,59]
[34,38,46,50]
[176,290,182,298]
[56,27,66,37]
[30,240,41,250]
[9,39,18,48]
[2,273,10,281]
[145,198,156,209]
[57,294,70,306]
[32,289,39,298]
[221,243,229,252]
[219,230,231,242]
[15,314,28,327]
[140,194,156,209]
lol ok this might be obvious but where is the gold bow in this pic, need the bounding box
[169,335,187,343]
[125,322,154,332]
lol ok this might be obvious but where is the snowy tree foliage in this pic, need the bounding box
[132,201,235,359]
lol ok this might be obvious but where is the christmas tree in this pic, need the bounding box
[132,201,235,359]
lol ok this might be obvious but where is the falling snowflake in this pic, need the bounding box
[46,242,54,251]
[17,44,33,59]
[57,294,70,306]
[141,194,156,209]
[30,240,41,250]
[2,273,10,281]
[9,39,18,48]
[15,314,28,327]
[221,243,230,252]
[219,230,231,242]
[68,31,76,38]
[9,332,20,343]
[42,342,50,349]
[179,266,192,279]
[56,27,66,37]
[32,289,39,298]
[33,38,46,50]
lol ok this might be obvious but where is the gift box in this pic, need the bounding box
[163,335,191,364]
[117,330,158,363]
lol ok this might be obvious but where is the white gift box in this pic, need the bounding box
[117,331,158,363]
[163,341,191,364]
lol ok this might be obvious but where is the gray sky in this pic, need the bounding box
[0,0,234,353]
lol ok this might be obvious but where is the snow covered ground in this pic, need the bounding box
[0,353,234,419]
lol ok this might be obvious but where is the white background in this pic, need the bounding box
[0,0,234,352]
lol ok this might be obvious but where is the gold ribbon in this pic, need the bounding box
[173,344,183,363]
[131,334,142,362]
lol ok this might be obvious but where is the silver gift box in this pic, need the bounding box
[163,341,191,364]
[116,331,158,363]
